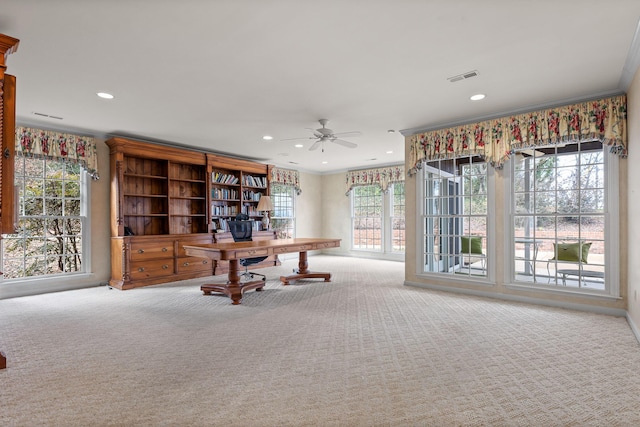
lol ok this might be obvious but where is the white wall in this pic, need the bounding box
[627,66,640,334]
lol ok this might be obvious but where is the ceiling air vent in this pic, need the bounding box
[32,111,63,120]
[447,70,479,83]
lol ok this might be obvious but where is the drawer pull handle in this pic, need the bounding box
[138,249,144,254]
[162,247,168,252]
[138,267,145,272]
[202,260,208,265]
[183,262,189,267]
[162,264,169,269]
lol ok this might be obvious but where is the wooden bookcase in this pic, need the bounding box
[107,138,278,290]
[207,153,273,232]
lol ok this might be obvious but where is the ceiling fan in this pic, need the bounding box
[282,119,361,152]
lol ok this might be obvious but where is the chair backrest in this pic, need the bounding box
[461,236,483,255]
[228,220,253,242]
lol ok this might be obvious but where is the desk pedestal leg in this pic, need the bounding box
[280,251,331,285]
[201,259,264,305]
[0,351,5,369]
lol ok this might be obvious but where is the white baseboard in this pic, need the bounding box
[404,279,627,318]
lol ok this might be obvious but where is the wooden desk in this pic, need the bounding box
[184,238,341,305]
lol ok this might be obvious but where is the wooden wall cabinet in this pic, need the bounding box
[107,138,278,289]
[0,33,20,370]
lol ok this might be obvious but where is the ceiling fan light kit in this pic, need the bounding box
[281,119,361,152]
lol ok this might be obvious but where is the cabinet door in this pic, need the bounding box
[0,74,16,235]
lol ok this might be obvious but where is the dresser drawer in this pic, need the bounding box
[274,244,312,254]
[130,259,174,280]
[176,238,212,257]
[176,256,212,274]
[130,242,174,261]
[316,241,339,249]
[234,248,270,258]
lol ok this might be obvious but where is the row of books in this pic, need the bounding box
[212,172,239,185]
[211,205,238,216]
[243,190,262,201]
[211,188,239,200]
[242,175,267,188]
[212,172,267,188]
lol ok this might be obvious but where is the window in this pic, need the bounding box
[270,183,295,239]
[510,141,615,294]
[352,185,382,251]
[419,156,489,277]
[351,183,405,254]
[1,156,87,279]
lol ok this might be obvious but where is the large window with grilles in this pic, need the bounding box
[1,156,88,280]
[270,183,296,239]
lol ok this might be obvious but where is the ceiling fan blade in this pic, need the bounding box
[280,136,316,141]
[332,138,357,149]
[309,139,322,151]
[332,131,362,138]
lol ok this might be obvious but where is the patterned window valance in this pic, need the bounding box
[345,165,405,195]
[16,127,99,179]
[408,95,627,175]
[271,167,301,195]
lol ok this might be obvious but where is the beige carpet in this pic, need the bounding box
[1,255,640,426]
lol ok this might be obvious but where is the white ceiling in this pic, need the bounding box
[2,1,640,173]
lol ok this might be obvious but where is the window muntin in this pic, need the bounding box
[2,157,86,279]
[511,142,607,292]
[420,156,488,277]
[270,183,295,239]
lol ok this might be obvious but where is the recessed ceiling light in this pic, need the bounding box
[97,92,114,99]
[386,151,393,154]
[322,161,328,164]
[294,144,303,148]
[470,93,485,101]
[262,135,273,140]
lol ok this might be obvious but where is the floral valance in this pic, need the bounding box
[271,167,301,195]
[408,95,627,174]
[16,127,99,179]
[345,165,404,195]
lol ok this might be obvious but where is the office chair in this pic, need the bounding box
[228,214,268,282]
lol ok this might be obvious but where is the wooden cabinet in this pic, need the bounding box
[0,33,20,370]
[107,138,276,289]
